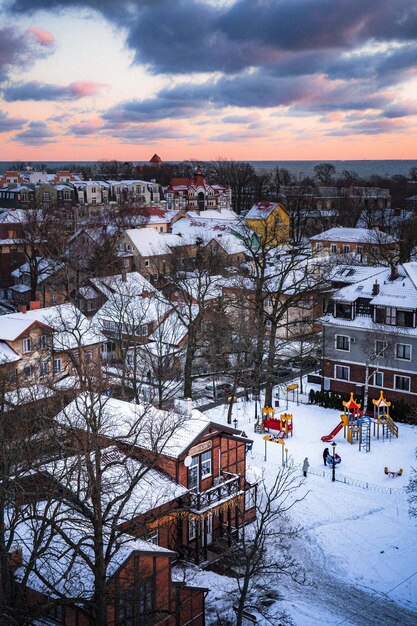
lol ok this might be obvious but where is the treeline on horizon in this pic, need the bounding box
[4,158,417,209]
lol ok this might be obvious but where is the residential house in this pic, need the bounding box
[244,201,290,247]
[310,226,398,263]
[0,303,105,387]
[10,257,68,307]
[321,262,417,406]
[165,167,231,212]
[52,394,258,565]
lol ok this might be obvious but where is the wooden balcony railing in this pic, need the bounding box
[188,472,241,512]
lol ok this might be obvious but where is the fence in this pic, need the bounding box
[307,465,405,495]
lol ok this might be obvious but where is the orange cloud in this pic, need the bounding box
[69,81,107,97]
[27,27,55,47]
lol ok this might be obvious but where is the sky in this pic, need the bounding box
[0,0,416,162]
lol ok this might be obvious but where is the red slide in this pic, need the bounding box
[321,421,344,442]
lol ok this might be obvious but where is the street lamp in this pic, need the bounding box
[331,441,337,483]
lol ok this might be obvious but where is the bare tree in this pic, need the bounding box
[226,463,306,626]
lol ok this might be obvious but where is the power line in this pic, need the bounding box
[334,568,417,626]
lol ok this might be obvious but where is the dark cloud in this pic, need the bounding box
[5,0,417,134]
[325,118,406,136]
[0,111,26,133]
[7,0,417,77]
[0,26,54,81]
[11,121,54,145]
[2,80,105,101]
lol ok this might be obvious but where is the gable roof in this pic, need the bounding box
[245,201,288,220]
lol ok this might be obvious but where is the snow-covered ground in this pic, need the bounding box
[196,389,417,625]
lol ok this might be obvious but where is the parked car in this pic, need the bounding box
[290,356,318,370]
[204,382,232,399]
[272,367,293,379]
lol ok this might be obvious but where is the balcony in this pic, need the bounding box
[188,472,241,512]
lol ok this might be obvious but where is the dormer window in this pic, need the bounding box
[23,338,32,353]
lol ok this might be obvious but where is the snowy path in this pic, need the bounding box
[284,530,417,626]
[204,396,417,624]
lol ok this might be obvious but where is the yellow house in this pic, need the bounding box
[244,201,290,246]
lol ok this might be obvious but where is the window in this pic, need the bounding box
[51,293,57,303]
[396,343,411,361]
[87,300,95,312]
[40,360,49,377]
[23,365,32,380]
[335,365,349,381]
[373,371,384,387]
[375,340,387,356]
[188,518,196,540]
[39,334,47,350]
[146,529,158,545]
[394,375,410,391]
[335,335,350,351]
[356,246,363,254]
[245,487,256,511]
[335,302,352,319]
[343,244,350,253]
[64,191,70,200]
[396,310,413,328]
[330,244,337,254]
[22,338,32,353]
[385,307,396,326]
[116,589,134,626]
[138,580,154,617]
[139,324,148,336]
[85,350,93,363]
[188,456,199,490]
[91,187,96,193]
[144,259,150,267]
[53,358,62,374]
[201,450,212,478]
[315,243,323,251]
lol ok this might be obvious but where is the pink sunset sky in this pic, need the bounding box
[0,0,416,161]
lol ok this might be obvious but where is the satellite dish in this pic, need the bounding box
[184,455,192,468]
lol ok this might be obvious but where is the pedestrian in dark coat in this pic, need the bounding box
[302,457,310,477]
[323,447,329,466]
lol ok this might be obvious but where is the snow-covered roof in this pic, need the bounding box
[330,264,387,285]
[11,257,64,283]
[90,271,156,299]
[124,228,185,256]
[53,393,212,458]
[0,341,20,364]
[171,217,246,255]
[245,201,286,220]
[310,227,396,244]
[332,263,417,309]
[0,304,105,347]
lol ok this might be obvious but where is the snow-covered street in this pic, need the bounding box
[199,392,417,625]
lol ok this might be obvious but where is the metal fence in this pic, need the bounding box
[307,465,405,495]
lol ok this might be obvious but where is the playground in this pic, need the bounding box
[193,385,417,625]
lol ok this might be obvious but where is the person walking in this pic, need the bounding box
[323,447,329,466]
[303,457,310,477]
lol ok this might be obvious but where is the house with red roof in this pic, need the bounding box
[166,167,231,213]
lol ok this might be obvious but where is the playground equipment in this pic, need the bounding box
[373,390,399,439]
[321,391,398,453]
[384,466,403,478]
[258,406,293,438]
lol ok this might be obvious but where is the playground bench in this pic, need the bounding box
[384,467,403,478]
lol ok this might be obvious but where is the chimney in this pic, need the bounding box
[18,305,27,314]
[390,265,398,281]
[372,281,380,296]
[142,289,149,298]
[29,300,41,310]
